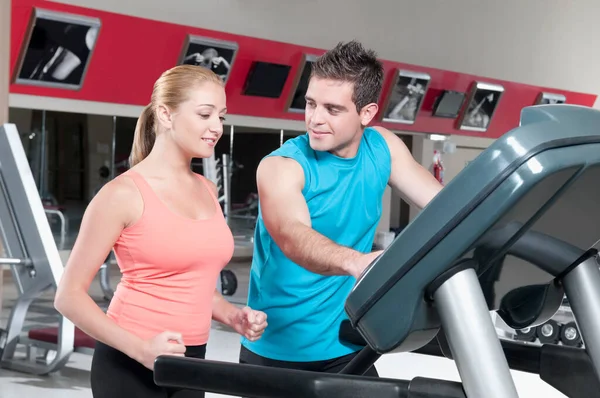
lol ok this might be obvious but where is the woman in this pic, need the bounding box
[55,64,267,397]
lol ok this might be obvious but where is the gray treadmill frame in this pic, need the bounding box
[346,105,600,397]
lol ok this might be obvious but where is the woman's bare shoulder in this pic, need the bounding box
[89,173,144,227]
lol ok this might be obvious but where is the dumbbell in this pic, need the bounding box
[514,327,537,342]
[220,269,238,296]
[536,320,560,345]
[560,321,583,347]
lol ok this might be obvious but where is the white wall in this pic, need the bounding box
[409,134,494,221]
[52,0,600,106]
[440,135,496,183]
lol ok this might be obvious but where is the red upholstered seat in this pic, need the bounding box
[28,327,96,349]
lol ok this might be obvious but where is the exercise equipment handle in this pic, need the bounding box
[477,222,585,276]
[153,356,410,398]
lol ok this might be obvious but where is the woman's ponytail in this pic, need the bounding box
[129,104,156,167]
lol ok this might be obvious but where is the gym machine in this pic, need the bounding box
[0,123,77,374]
[496,297,585,348]
[203,152,238,297]
[153,104,600,397]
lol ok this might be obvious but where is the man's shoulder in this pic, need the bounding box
[366,125,393,142]
[261,134,313,176]
[257,152,307,192]
[362,125,393,160]
[269,133,311,157]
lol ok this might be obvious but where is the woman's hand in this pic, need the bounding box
[136,331,186,370]
[231,306,268,341]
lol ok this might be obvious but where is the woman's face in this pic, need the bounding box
[169,81,227,159]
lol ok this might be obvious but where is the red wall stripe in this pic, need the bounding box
[10,0,598,139]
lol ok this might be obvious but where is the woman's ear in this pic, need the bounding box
[156,104,173,131]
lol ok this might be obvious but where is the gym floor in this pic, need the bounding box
[0,255,567,397]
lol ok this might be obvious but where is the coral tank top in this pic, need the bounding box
[106,170,234,346]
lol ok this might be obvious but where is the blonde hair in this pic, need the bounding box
[129,65,224,167]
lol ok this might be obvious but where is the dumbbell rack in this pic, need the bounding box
[494,298,584,348]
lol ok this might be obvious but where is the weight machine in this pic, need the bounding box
[202,152,239,297]
[153,105,600,397]
[0,123,77,374]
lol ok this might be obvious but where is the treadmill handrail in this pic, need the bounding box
[477,223,586,276]
[153,355,410,398]
[153,355,468,398]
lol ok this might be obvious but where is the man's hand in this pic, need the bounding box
[231,306,268,342]
[345,250,383,279]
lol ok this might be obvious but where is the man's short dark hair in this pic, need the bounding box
[311,40,384,113]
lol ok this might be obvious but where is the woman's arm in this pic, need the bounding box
[202,175,268,340]
[212,289,241,327]
[54,177,185,368]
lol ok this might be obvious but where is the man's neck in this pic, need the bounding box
[329,127,364,158]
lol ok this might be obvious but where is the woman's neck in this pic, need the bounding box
[142,135,192,177]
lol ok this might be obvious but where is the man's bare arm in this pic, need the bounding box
[374,126,443,210]
[257,156,379,278]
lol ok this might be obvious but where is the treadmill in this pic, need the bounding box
[152,104,600,397]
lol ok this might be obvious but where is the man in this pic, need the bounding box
[239,41,443,375]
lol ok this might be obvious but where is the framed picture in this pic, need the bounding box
[13,8,101,90]
[179,35,238,84]
[242,61,292,98]
[536,92,566,105]
[382,70,430,124]
[458,82,504,132]
[286,54,318,113]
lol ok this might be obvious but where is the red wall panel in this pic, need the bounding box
[10,0,598,139]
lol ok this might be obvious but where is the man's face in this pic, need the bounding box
[304,77,377,157]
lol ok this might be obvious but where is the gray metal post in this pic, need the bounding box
[229,125,234,167]
[222,154,230,221]
[39,110,47,196]
[562,254,600,381]
[434,268,519,398]
[110,115,116,179]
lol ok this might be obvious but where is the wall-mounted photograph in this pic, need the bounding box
[179,35,238,84]
[286,54,318,113]
[382,70,430,124]
[458,82,504,132]
[13,8,101,90]
[536,92,566,105]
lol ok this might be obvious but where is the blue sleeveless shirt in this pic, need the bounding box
[241,127,391,361]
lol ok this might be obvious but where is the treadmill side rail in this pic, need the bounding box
[154,356,410,398]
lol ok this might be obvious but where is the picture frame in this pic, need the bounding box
[242,61,292,99]
[178,35,239,84]
[458,82,504,132]
[286,54,318,113]
[536,92,566,105]
[13,8,102,90]
[381,70,431,124]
